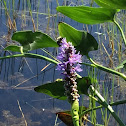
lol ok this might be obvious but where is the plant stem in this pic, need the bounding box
[0,53,59,64]
[36,0,40,30]
[113,19,126,46]
[56,0,59,6]
[71,100,80,126]
[90,85,125,126]
[46,0,50,32]
[27,0,36,31]
[80,99,126,118]
[86,55,126,81]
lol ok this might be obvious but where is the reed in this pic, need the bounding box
[27,0,36,31]
[36,0,40,30]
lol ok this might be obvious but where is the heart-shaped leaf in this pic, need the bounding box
[58,22,98,55]
[34,77,91,100]
[35,80,66,100]
[94,0,126,9]
[56,6,117,24]
[12,31,58,52]
[4,45,21,52]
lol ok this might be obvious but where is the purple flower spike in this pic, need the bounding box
[56,38,83,103]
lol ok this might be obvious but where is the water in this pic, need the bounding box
[0,0,85,125]
[0,0,126,126]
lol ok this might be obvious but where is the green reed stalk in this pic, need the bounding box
[81,99,126,118]
[12,0,15,14]
[56,0,59,6]
[27,0,36,31]
[23,0,26,26]
[36,0,40,30]
[100,82,105,125]
[90,0,94,7]
[8,0,11,13]
[113,19,126,46]
[103,85,110,126]
[89,67,97,125]
[41,48,59,62]
[106,86,112,126]
[46,0,50,32]
[90,85,125,126]
[64,0,66,6]
[81,0,84,5]
[111,75,115,103]
[79,95,84,125]
[2,0,8,14]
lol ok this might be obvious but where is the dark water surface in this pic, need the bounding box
[0,0,126,126]
[0,0,89,125]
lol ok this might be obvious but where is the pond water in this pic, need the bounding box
[0,0,126,126]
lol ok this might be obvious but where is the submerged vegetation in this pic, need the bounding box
[0,0,126,126]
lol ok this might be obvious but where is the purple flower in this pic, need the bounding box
[56,38,83,102]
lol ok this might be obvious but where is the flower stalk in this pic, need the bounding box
[56,38,82,126]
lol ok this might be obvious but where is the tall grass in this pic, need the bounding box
[27,0,36,31]
[36,0,40,30]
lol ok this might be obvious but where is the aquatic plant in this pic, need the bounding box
[57,38,82,102]
[56,38,82,125]
[0,0,126,125]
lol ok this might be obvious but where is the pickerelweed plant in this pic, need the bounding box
[56,38,82,102]
[56,38,82,125]
[1,0,126,125]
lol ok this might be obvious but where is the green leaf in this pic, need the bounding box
[4,45,21,52]
[94,0,126,9]
[12,31,58,52]
[56,6,117,24]
[116,59,126,70]
[35,80,66,100]
[58,22,98,55]
[34,77,91,100]
[77,77,91,95]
